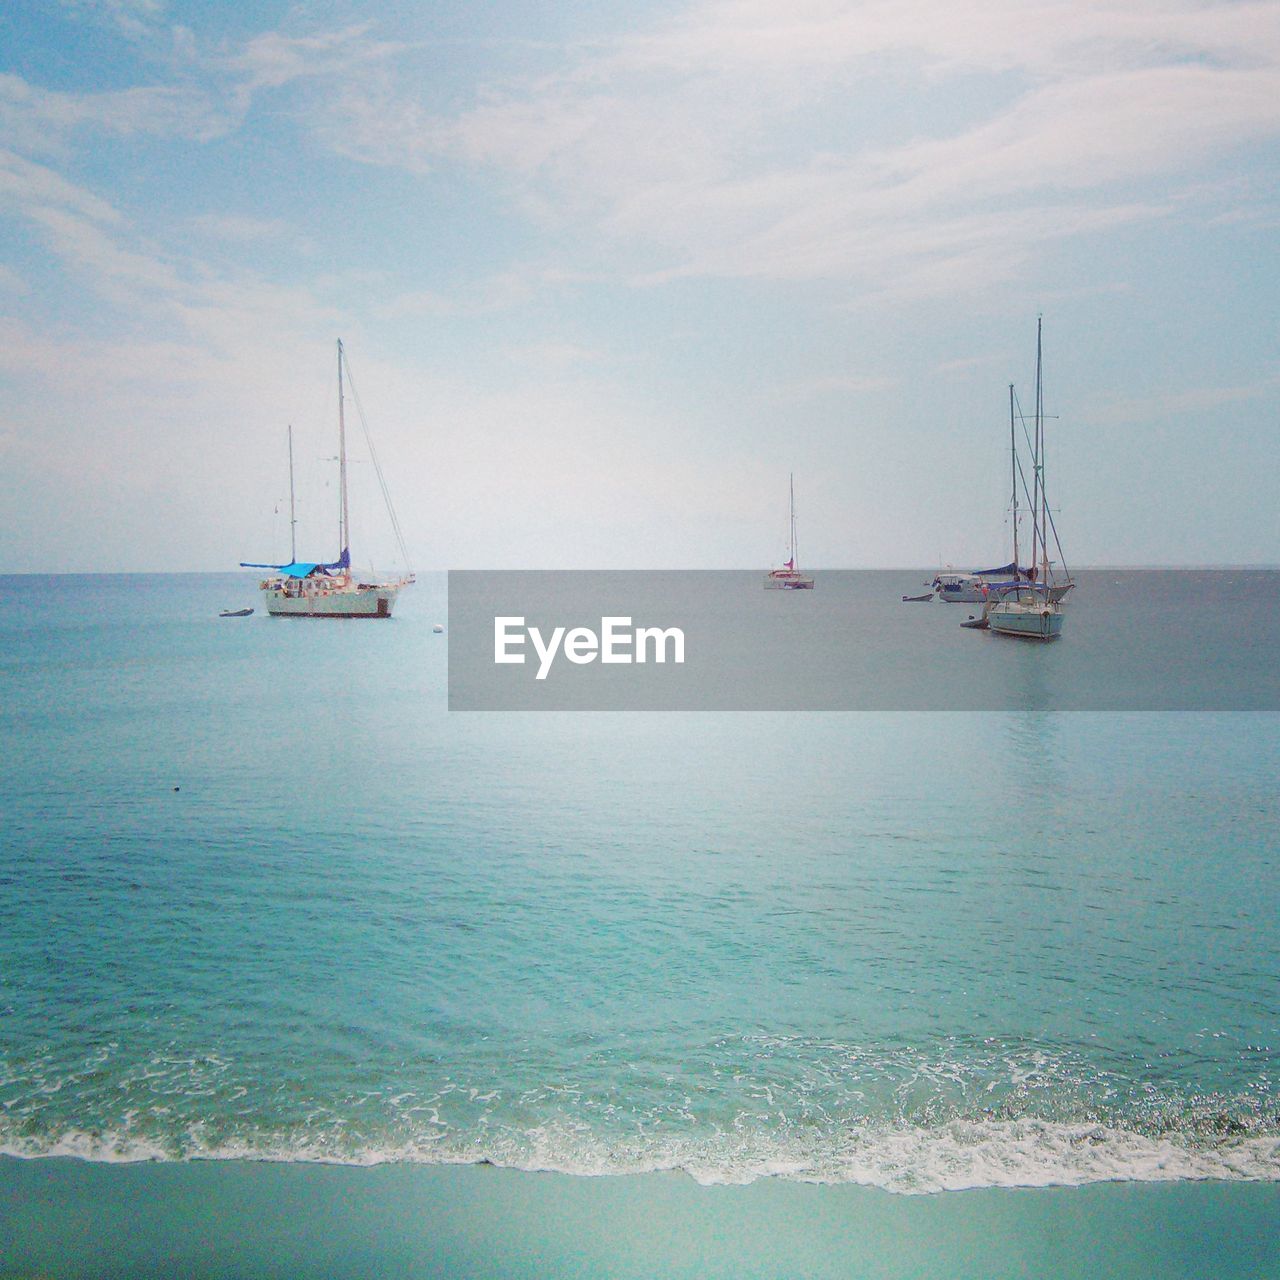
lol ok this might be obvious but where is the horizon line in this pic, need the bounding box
[3,565,1278,577]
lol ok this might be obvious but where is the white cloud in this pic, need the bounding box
[0,148,123,224]
[301,1,1280,297]
[0,23,406,158]
[60,0,168,41]
[785,373,897,398]
[26,204,185,296]
[507,341,605,372]
[15,4,1279,300]
[1087,374,1280,425]
[0,263,28,295]
[931,354,1002,376]
[0,73,234,151]
[221,25,408,93]
[376,270,540,320]
[189,213,296,244]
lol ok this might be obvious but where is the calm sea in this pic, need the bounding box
[1,573,1276,1193]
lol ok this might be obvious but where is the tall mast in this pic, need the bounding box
[790,472,798,568]
[1029,317,1042,581]
[1008,384,1019,576]
[1037,316,1048,586]
[287,423,297,564]
[337,339,350,561]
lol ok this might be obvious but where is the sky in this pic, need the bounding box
[0,0,1277,572]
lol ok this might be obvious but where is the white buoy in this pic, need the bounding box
[433,624,445,634]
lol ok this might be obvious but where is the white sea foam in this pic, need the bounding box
[4,1118,1278,1195]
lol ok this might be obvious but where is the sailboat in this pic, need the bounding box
[241,341,414,618]
[986,318,1067,639]
[764,474,814,589]
[935,327,1076,609]
[932,564,1019,603]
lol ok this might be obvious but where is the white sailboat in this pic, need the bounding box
[987,318,1066,639]
[935,348,1073,608]
[241,341,414,618]
[764,474,814,589]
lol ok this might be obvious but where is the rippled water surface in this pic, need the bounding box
[1,573,1277,1192]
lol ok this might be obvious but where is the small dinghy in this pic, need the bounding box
[902,592,933,602]
[960,614,988,630]
[220,608,254,617]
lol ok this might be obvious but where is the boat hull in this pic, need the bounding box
[987,604,1063,639]
[263,585,402,618]
[764,576,814,590]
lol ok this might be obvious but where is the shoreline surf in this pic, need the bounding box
[3,1112,1277,1196]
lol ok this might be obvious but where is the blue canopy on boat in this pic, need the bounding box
[970,561,1026,577]
[240,548,350,577]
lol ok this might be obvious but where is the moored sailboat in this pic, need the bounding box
[764,474,814,590]
[987,319,1066,639]
[933,565,1020,604]
[936,324,1075,609]
[241,341,414,618]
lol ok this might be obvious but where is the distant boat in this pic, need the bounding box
[219,608,254,617]
[764,474,814,590]
[987,319,1067,640]
[241,342,414,618]
[902,592,933,602]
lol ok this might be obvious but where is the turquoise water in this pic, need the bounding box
[1,574,1277,1193]
[6,1160,1279,1280]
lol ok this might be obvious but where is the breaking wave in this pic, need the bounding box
[4,1033,1277,1194]
[4,1107,1279,1194]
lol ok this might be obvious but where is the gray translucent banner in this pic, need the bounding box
[447,570,1280,711]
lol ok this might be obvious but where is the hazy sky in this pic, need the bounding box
[1,0,1277,571]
